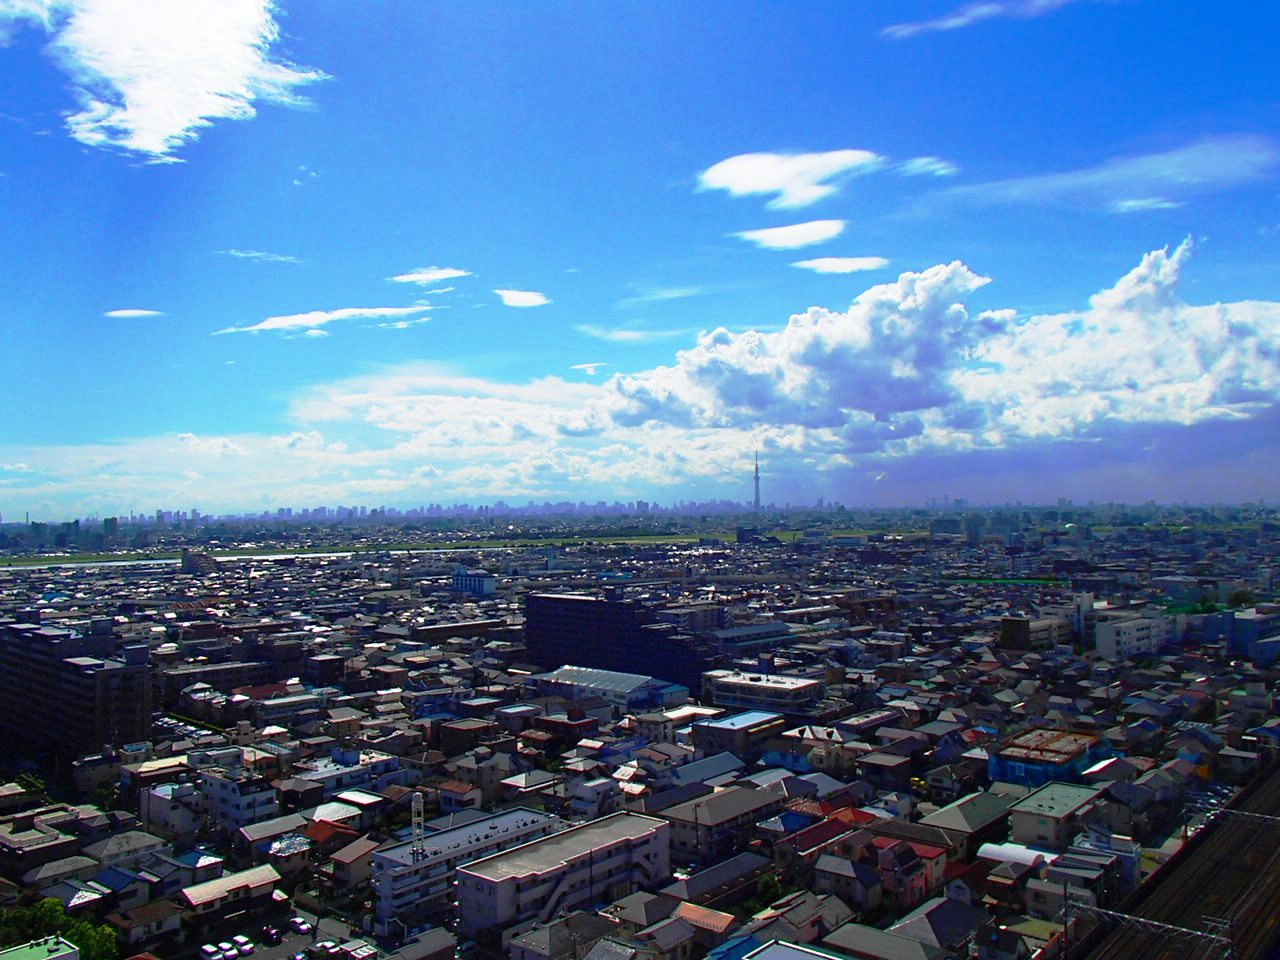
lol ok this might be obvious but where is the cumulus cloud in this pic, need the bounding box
[791,257,889,274]
[604,261,995,432]
[899,156,959,177]
[389,266,471,285]
[5,0,328,161]
[603,240,1280,465]
[104,308,164,318]
[699,150,883,208]
[219,248,303,264]
[883,0,1091,38]
[494,288,550,307]
[215,304,431,335]
[939,136,1277,212]
[735,220,845,250]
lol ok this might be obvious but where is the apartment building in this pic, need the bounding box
[370,808,562,941]
[1094,612,1179,660]
[0,622,151,760]
[455,812,670,939]
[701,670,825,714]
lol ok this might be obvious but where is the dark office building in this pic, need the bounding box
[0,621,152,761]
[524,592,718,693]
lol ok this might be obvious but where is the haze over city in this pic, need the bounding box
[3,1,1280,520]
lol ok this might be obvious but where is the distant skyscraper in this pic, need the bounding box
[753,450,761,513]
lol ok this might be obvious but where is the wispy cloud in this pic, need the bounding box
[616,286,706,309]
[574,324,691,343]
[898,156,960,177]
[735,220,845,250]
[389,266,471,285]
[699,150,882,209]
[216,305,432,335]
[791,257,890,274]
[571,362,609,375]
[494,288,550,308]
[883,0,1092,38]
[938,136,1277,212]
[219,248,304,264]
[104,308,164,318]
[1110,197,1184,213]
[7,0,328,161]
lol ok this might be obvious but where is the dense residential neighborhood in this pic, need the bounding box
[1,505,1279,960]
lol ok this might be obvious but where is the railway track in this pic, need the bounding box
[1080,761,1280,960]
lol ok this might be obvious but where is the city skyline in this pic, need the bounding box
[3,2,1280,517]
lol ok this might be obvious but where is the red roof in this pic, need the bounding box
[674,902,738,934]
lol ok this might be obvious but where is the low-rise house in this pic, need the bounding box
[177,863,281,928]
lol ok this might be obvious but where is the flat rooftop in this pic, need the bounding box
[459,812,665,881]
[0,938,79,960]
[1011,782,1103,820]
[705,670,821,689]
[375,808,557,866]
[697,710,784,731]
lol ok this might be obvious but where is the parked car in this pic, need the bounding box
[261,926,283,945]
[200,945,220,960]
[218,941,237,960]
[232,935,254,955]
[307,942,339,958]
[289,918,313,935]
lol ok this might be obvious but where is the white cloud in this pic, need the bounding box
[616,286,706,308]
[176,432,245,457]
[1110,197,1184,213]
[389,266,471,285]
[899,156,959,177]
[604,260,995,432]
[571,362,608,375]
[940,136,1277,212]
[574,324,692,343]
[12,0,327,161]
[791,257,890,274]
[883,0,1089,38]
[219,248,303,264]
[605,240,1280,464]
[104,308,164,318]
[734,220,845,250]
[270,430,327,450]
[216,304,432,335]
[494,288,550,307]
[699,150,882,208]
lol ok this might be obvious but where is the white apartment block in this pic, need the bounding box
[199,767,278,836]
[455,812,670,939]
[1094,612,1179,660]
[701,669,825,713]
[370,808,561,941]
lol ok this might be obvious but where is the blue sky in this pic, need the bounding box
[2,0,1280,518]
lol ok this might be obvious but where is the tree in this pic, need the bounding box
[1227,589,1258,609]
[0,898,118,960]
